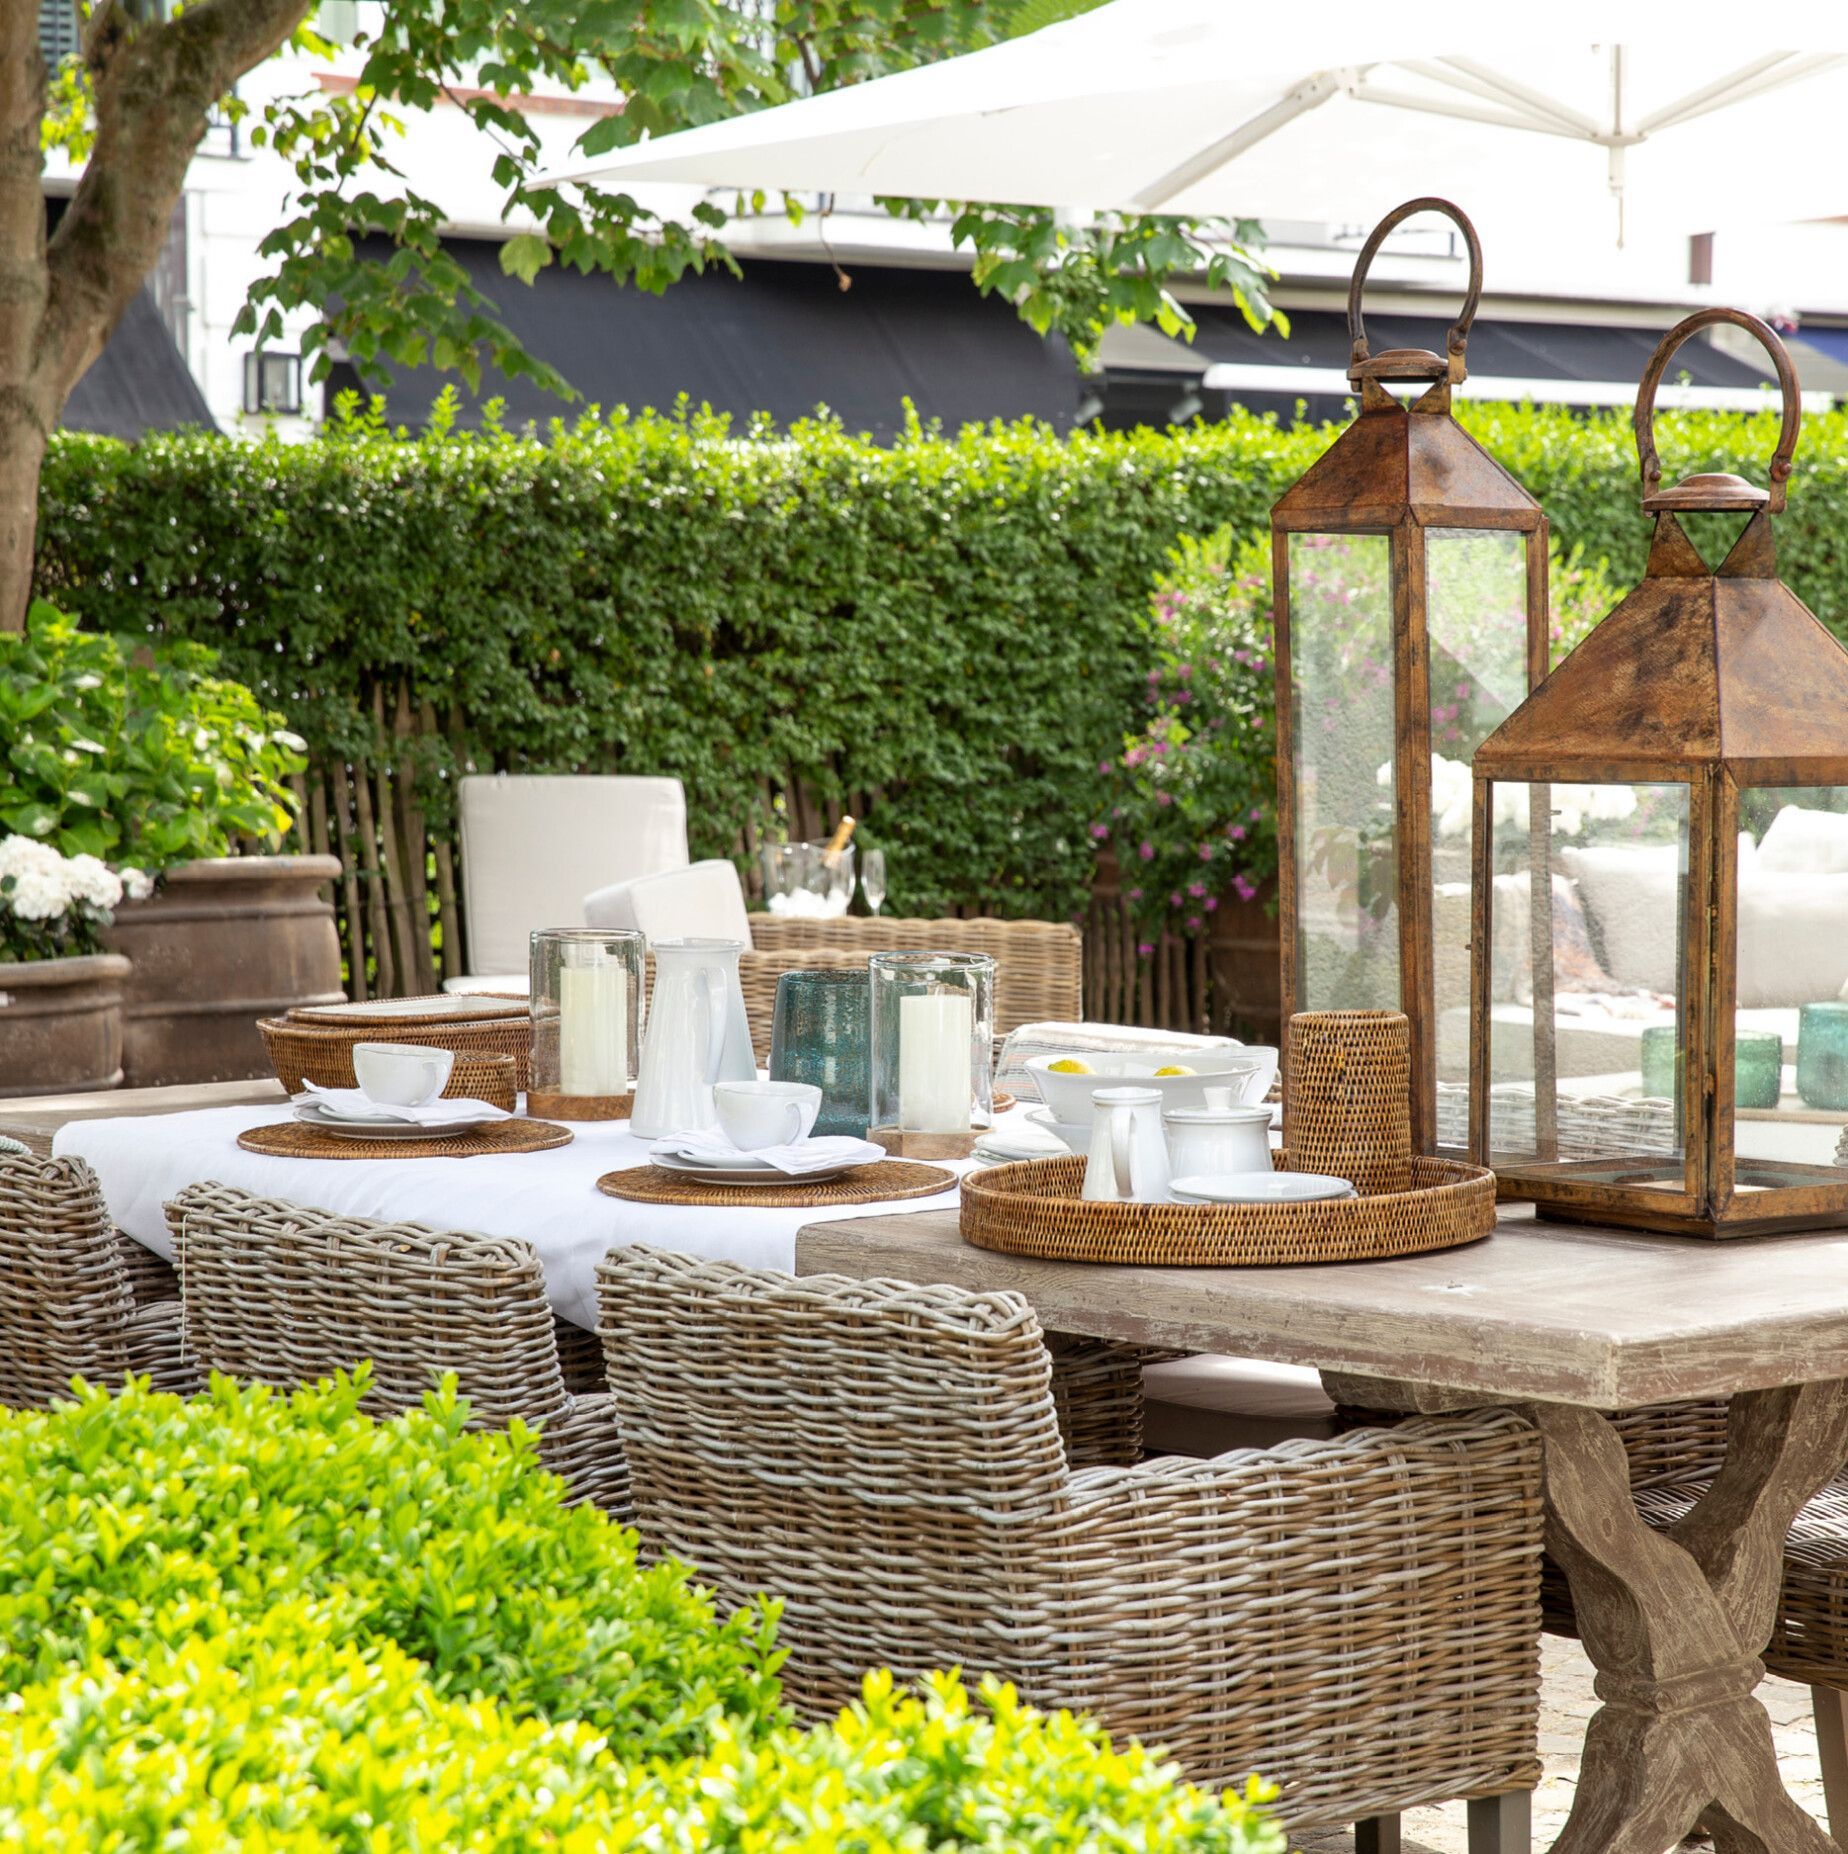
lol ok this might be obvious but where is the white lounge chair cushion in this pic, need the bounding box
[584,858,753,949]
[456,774,689,979]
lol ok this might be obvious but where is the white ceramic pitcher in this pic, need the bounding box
[1082,1085,1171,1203]
[630,938,756,1136]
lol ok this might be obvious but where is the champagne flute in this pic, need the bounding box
[860,847,887,916]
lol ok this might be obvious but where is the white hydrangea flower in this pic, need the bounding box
[64,854,123,911]
[119,866,154,902]
[7,867,70,920]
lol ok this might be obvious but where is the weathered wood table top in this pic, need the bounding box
[796,1204,1848,1409]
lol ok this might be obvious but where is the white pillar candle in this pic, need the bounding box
[898,989,973,1132]
[559,957,629,1095]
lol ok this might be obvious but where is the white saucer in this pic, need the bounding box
[293,1104,499,1141]
[648,1150,862,1186]
[1170,1171,1359,1206]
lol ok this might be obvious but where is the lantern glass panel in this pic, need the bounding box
[1427,528,1533,1120]
[1287,532,1396,1013]
[1730,786,1848,1189]
[1484,781,1690,1179]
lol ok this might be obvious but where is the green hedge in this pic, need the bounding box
[34,399,1837,919]
[0,1377,1285,1852]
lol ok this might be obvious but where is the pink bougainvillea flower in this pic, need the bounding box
[1185,914,1202,931]
[1090,822,1109,839]
[1197,843,1214,860]
[1228,824,1247,842]
[1137,941,1155,957]
[1155,791,1172,807]
[1187,881,1206,898]
[1204,896,1219,912]
[1127,887,1143,901]
[1138,840,1154,861]
[1232,874,1258,902]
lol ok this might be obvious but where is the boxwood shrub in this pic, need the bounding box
[0,1376,1288,1850]
[37,398,1819,918]
[0,1372,783,1762]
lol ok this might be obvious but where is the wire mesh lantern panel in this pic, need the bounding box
[1471,308,1848,1236]
[1271,199,1548,1156]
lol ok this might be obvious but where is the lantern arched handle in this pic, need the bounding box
[1635,308,1800,515]
[1346,197,1482,387]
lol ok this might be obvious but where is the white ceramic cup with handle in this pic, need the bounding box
[353,1041,454,1107]
[714,1079,822,1151]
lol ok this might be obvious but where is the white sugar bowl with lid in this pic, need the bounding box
[1161,1104,1272,1182]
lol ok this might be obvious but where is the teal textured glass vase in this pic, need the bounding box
[769,967,873,1136]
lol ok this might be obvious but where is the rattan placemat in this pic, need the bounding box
[239,1118,573,1161]
[597,1159,956,1209]
[960,1154,1496,1266]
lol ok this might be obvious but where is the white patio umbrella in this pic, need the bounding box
[540,0,1848,237]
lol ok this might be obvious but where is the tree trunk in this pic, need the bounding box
[0,389,47,630]
[0,0,314,633]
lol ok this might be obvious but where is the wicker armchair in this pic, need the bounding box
[738,914,1081,1056]
[597,1245,1543,1846]
[1547,1397,1848,1842]
[167,1183,627,1514]
[0,1150,198,1406]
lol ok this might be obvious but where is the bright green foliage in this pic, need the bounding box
[0,1638,1285,1853]
[0,603,304,870]
[0,1379,1286,1849]
[35,398,1821,921]
[659,1668,1289,1852]
[0,1373,784,1762]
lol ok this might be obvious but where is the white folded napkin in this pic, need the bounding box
[648,1132,885,1176]
[296,1083,510,1126]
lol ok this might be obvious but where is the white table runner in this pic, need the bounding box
[57,1104,975,1331]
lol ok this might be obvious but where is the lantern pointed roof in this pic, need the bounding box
[1271,396,1541,527]
[1475,513,1848,780]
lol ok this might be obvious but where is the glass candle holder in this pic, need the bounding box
[529,928,644,1105]
[869,951,994,1140]
[1641,1022,1786,1114]
[1798,1003,1848,1111]
[769,967,873,1137]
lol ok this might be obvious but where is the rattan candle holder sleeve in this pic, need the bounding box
[1285,1009,1413,1194]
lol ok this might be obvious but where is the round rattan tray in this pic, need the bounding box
[239,1117,572,1161]
[960,1154,1496,1266]
[259,1013,534,1095]
[598,1159,956,1210]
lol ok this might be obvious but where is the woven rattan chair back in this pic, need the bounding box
[0,1151,134,1406]
[597,1243,1072,1710]
[173,1185,568,1422]
[599,1244,1543,1830]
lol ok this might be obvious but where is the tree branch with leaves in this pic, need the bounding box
[3,0,1276,633]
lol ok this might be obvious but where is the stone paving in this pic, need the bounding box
[1295,1634,1829,1852]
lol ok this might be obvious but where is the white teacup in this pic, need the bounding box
[353,1041,454,1107]
[714,1079,822,1151]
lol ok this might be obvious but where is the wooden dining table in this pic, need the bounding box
[796,1202,1848,1854]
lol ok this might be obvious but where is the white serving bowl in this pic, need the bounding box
[1026,1045,1277,1132]
[1025,1105,1091,1156]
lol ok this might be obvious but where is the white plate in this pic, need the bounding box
[1170,1171,1359,1206]
[292,1105,500,1141]
[648,1151,859,1186]
[290,994,528,1024]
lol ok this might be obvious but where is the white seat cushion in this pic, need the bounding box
[457,774,688,981]
[1759,803,1848,874]
[584,858,752,949]
[1141,1355,1337,1456]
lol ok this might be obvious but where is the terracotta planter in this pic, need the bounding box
[0,953,132,1097]
[102,855,345,1086]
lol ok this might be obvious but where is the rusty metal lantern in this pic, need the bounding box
[1470,307,1848,1236]
[1272,198,1548,1154]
